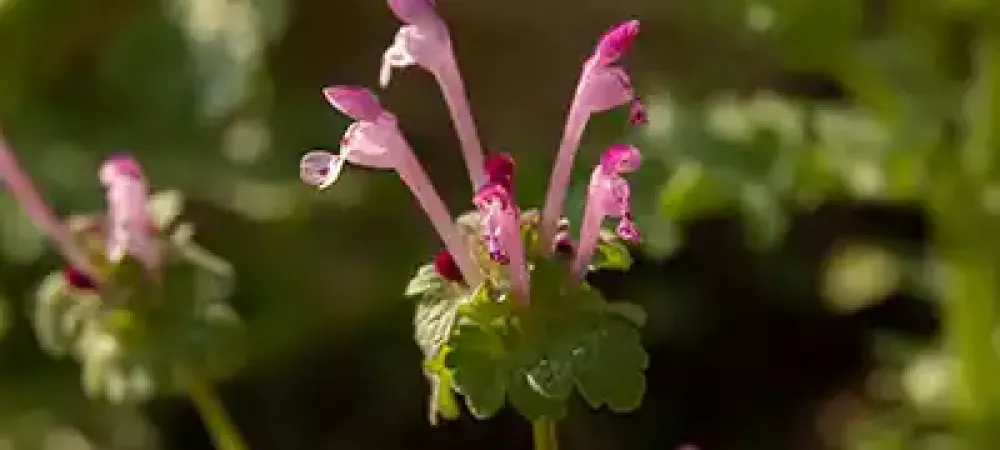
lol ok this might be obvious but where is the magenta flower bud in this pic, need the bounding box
[484,153,514,183]
[63,266,97,291]
[484,152,515,194]
[100,154,159,271]
[591,20,640,67]
[323,86,386,122]
[572,144,642,277]
[387,0,440,25]
[433,248,464,283]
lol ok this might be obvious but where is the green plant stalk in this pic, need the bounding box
[532,418,558,450]
[933,32,1000,449]
[189,378,250,450]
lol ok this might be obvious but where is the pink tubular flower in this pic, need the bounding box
[473,181,529,303]
[539,20,645,251]
[379,0,486,188]
[100,154,159,271]
[571,144,642,278]
[300,86,482,286]
[0,136,98,280]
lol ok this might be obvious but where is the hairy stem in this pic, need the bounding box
[189,378,249,450]
[540,105,590,253]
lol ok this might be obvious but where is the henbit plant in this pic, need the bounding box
[298,0,649,448]
[0,138,248,450]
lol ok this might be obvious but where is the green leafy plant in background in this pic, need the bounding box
[297,0,650,447]
[625,0,1000,447]
[0,141,248,450]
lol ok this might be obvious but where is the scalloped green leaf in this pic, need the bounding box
[597,302,648,328]
[413,283,474,358]
[446,325,509,420]
[590,239,633,272]
[507,368,567,421]
[405,263,444,298]
[573,315,649,413]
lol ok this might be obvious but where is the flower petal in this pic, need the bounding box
[592,20,640,67]
[579,66,635,114]
[600,143,642,175]
[323,86,385,122]
[387,0,439,25]
[380,25,447,88]
[341,121,397,169]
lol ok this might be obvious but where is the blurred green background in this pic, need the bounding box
[3,0,1000,448]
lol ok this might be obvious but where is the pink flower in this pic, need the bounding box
[379,0,485,188]
[100,154,159,271]
[0,136,98,280]
[473,180,529,303]
[539,20,644,250]
[572,144,642,277]
[300,86,482,286]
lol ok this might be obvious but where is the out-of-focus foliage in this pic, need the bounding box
[2,0,1000,448]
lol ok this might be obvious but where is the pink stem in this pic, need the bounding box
[432,53,486,189]
[571,200,602,280]
[540,101,591,253]
[0,137,97,279]
[395,143,483,286]
[503,212,530,304]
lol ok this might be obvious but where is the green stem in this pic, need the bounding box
[531,418,558,450]
[188,378,249,450]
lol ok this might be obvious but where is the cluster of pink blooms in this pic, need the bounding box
[299,0,647,303]
[0,139,158,290]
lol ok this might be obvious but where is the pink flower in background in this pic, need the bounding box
[100,154,159,271]
[0,136,98,281]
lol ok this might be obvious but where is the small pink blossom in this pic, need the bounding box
[539,20,644,250]
[572,144,642,277]
[100,154,159,271]
[473,178,529,303]
[301,86,482,286]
